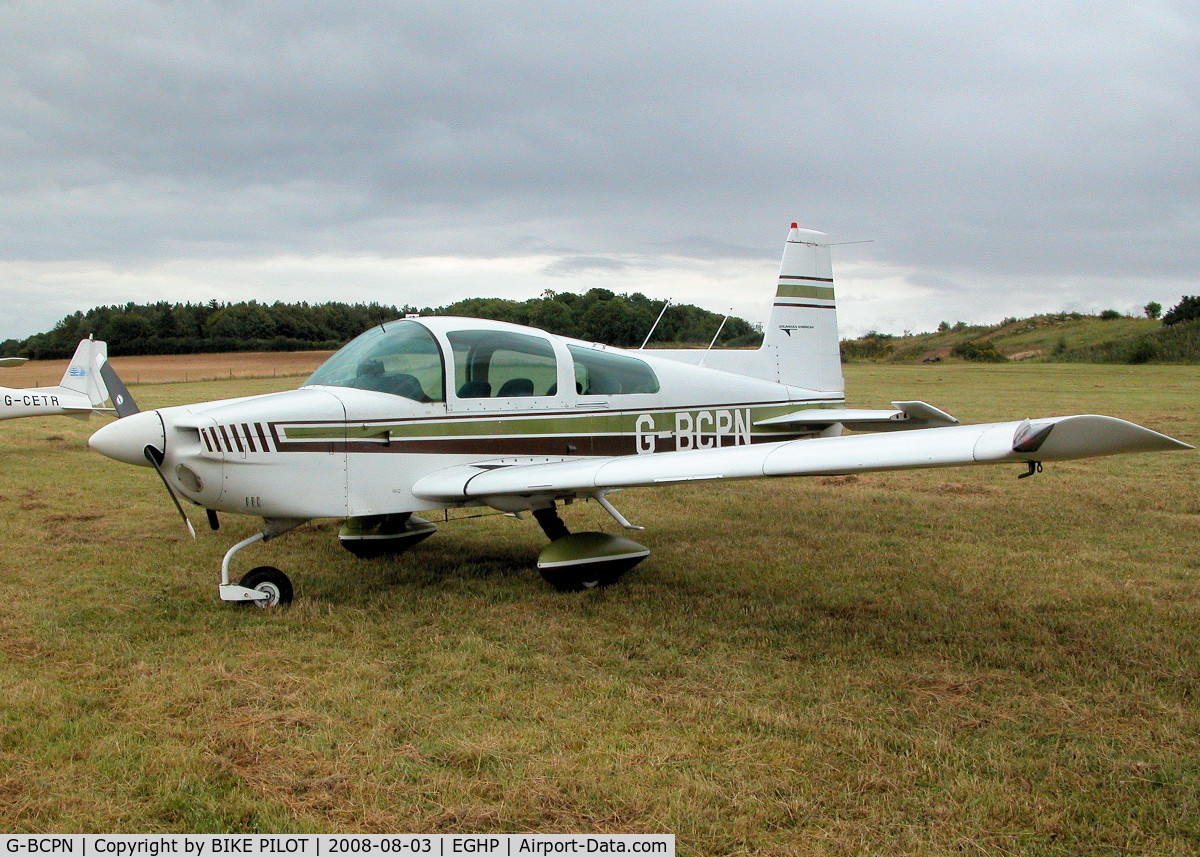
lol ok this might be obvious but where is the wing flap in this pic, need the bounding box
[754,400,959,431]
[412,414,1190,503]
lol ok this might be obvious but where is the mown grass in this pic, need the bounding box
[1,363,1197,854]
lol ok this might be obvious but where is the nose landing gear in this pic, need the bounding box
[218,518,308,607]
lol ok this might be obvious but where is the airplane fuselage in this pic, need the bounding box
[90,317,843,521]
[0,385,96,420]
[172,394,828,520]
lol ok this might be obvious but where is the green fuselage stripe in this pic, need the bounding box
[282,402,827,441]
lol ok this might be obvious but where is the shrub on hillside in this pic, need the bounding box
[1163,296,1200,326]
[1127,338,1159,364]
[952,341,1007,362]
[840,332,895,361]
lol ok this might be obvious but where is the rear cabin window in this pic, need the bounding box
[303,321,444,402]
[448,330,559,398]
[569,345,659,395]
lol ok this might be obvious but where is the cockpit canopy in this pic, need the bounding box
[304,318,660,403]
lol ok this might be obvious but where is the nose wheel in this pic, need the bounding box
[236,566,293,608]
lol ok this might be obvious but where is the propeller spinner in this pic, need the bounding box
[90,406,195,539]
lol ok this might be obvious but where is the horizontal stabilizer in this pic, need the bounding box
[413,414,1190,505]
[0,357,28,368]
[755,400,959,432]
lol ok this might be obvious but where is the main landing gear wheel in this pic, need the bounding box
[538,562,620,592]
[537,532,651,591]
[533,506,649,592]
[236,566,293,608]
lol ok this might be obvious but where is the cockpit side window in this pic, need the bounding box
[303,321,445,402]
[448,330,558,398]
[568,345,660,395]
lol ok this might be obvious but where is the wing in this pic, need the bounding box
[412,414,1191,506]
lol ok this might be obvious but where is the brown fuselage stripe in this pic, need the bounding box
[270,431,814,457]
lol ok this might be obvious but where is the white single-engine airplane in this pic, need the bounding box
[89,225,1192,606]
[1,337,114,421]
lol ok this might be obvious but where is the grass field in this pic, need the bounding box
[1,362,1197,854]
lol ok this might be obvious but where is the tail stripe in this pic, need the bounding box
[776,285,835,300]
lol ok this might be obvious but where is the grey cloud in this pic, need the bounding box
[540,256,632,278]
[1,1,1198,337]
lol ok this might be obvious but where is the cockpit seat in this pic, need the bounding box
[585,375,622,395]
[497,377,535,397]
[384,373,430,402]
[457,380,492,398]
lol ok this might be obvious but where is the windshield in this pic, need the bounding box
[304,321,444,402]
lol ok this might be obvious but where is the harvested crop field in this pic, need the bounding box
[2,350,334,388]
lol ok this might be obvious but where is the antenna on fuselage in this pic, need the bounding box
[639,299,672,350]
[697,311,730,367]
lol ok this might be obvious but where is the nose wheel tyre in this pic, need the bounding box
[237,566,294,608]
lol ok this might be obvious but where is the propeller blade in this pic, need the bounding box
[143,444,196,539]
[99,361,140,418]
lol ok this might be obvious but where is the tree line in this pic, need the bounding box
[1,290,760,360]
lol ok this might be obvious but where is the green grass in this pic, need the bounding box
[1,364,1198,853]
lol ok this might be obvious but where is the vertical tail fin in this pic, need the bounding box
[759,225,843,394]
[58,337,110,407]
[649,224,845,397]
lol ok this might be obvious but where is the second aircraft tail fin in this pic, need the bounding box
[58,337,110,407]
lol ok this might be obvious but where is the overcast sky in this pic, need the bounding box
[2,1,1197,341]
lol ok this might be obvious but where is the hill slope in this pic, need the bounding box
[842,313,1200,365]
